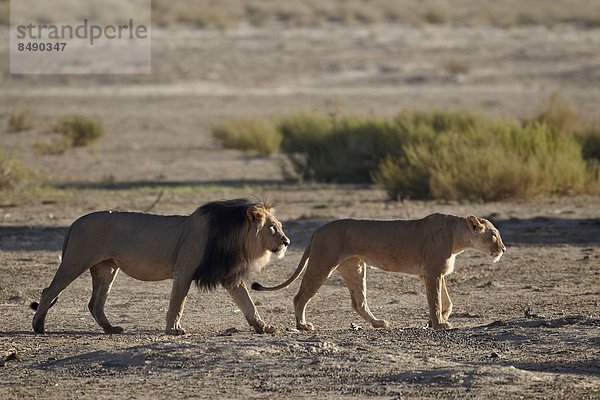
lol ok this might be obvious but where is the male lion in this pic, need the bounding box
[31,199,290,335]
[253,213,505,331]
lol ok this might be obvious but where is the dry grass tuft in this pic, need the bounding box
[8,109,33,132]
[0,151,35,191]
[213,116,281,156]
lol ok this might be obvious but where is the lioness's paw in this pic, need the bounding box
[372,319,389,328]
[432,322,452,330]
[297,322,315,332]
[165,327,187,335]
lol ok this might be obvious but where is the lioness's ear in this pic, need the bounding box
[466,215,485,233]
[246,206,265,224]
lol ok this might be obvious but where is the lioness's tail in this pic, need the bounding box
[251,236,312,291]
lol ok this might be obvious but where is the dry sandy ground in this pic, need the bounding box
[1,23,600,399]
[0,192,599,399]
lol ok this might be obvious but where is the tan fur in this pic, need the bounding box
[253,213,505,331]
[31,199,289,335]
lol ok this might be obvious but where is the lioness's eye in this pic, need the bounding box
[492,234,497,243]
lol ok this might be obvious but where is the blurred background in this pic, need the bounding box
[0,0,599,210]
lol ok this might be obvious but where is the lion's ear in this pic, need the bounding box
[466,215,485,233]
[246,206,266,224]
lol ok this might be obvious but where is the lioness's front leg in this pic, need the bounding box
[165,273,193,335]
[424,273,452,330]
[440,276,453,323]
[226,281,277,334]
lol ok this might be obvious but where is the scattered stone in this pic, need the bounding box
[484,320,507,328]
[350,323,362,331]
[488,352,501,359]
[218,327,241,336]
[2,350,21,362]
[477,281,502,288]
[524,307,543,319]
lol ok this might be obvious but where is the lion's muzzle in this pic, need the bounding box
[274,239,290,258]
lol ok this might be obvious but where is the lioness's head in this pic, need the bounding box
[247,204,290,259]
[466,215,506,262]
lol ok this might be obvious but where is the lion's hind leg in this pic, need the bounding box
[89,261,123,334]
[32,259,90,333]
[337,259,389,329]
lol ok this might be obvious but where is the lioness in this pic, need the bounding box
[31,199,290,335]
[253,213,505,331]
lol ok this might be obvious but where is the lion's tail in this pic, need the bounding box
[30,226,73,312]
[251,235,312,291]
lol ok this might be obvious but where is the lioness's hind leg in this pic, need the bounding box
[337,259,389,329]
[293,258,336,332]
[32,260,89,333]
[89,261,123,334]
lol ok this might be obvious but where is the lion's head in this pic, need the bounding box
[193,199,289,291]
[247,203,290,260]
[465,215,506,262]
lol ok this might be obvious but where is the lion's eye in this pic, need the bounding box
[492,234,497,243]
[269,226,276,234]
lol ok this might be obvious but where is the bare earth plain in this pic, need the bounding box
[0,23,599,399]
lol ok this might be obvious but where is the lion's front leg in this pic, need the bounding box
[165,274,192,335]
[225,281,277,334]
[424,273,452,330]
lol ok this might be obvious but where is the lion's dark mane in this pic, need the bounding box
[193,198,259,291]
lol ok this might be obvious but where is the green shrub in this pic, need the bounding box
[0,151,35,191]
[213,116,281,156]
[54,114,104,147]
[8,109,33,132]
[278,110,338,154]
[375,121,590,200]
[215,108,597,200]
[279,109,490,183]
[279,111,418,182]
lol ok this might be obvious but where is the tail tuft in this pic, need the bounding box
[251,282,264,291]
[30,302,39,311]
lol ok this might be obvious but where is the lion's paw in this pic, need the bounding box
[372,319,389,328]
[104,326,124,334]
[254,324,278,334]
[263,325,278,334]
